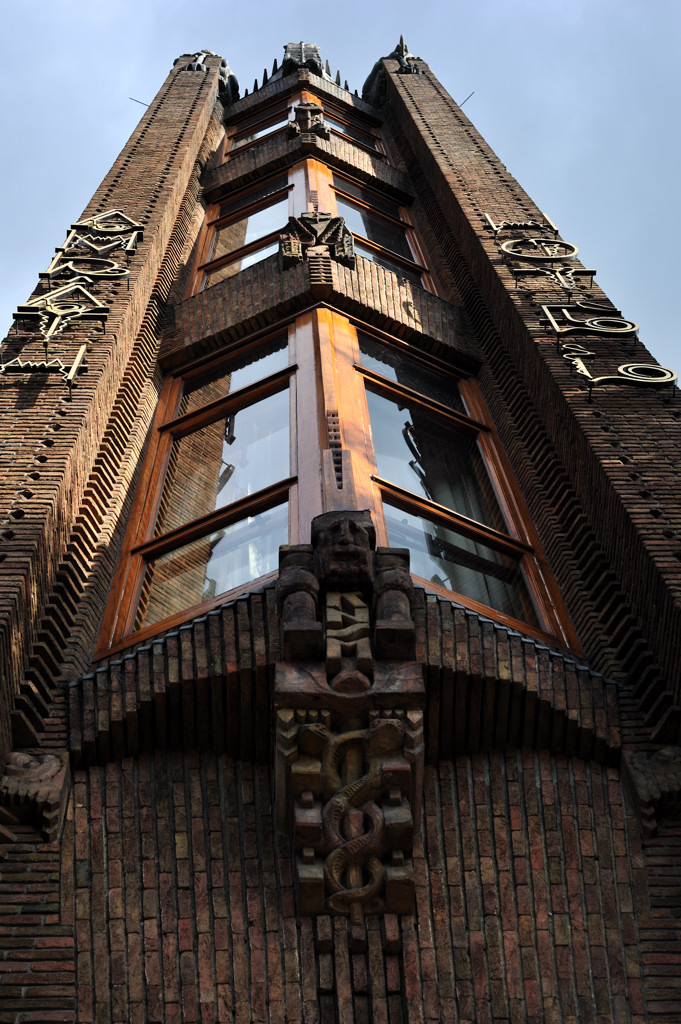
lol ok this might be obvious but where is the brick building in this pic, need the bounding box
[0,38,680,1023]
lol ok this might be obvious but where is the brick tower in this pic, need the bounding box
[0,39,680,1023]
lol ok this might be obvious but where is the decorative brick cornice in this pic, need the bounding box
[159,254,481,371]
[68,583,618,768]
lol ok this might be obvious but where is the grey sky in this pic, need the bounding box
[1,0,678,372]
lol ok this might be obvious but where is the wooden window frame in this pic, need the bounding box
[342,322,581,651]
[331,171,437,292]
[97,310,580,660]
[191,174,293,293]
[95,328,309,658]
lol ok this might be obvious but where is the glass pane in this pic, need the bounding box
[231,119,289,150]
[336,197,413,259]
[354,242,422,288]
[217,177,288,220]
[179,337,288,416]
[383,503,538,626]
[358,335,465,412]
[326,116,378,149]
[202,242,279,289]
[136,502,288,630]
[155,388,289,536]
[366,388,504,529]
[333,175,399,217]
[210,197,288,261]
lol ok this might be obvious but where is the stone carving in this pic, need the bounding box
[288,101,330,141]
[175,51,239,101]
[0,751,70,843]
[281,42,325,78]
[622,746,681,836]
[280,212,355,269]
[388,36,423,76]
[275,511,424,920]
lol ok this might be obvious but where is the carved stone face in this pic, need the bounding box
[314,514,373,590]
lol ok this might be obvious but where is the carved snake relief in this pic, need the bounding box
[321,736,386,913]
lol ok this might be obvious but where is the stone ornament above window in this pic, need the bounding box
[275,510,424,920]
[288,101,330,141]
[280,211,355,269]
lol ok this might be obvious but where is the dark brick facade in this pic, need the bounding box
[0,42,680,1022]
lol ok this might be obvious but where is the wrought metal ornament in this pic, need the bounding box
[543,300,638,336]
[501,237,579,262]
[43,209,143,282]
[560,343,677,398]
[484,213,553,236]
[14,281,108,340]
[0,345,87,401]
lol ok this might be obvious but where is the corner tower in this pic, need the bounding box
[0,39,679,1023]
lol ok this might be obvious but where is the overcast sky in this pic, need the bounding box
[1,0,678,372]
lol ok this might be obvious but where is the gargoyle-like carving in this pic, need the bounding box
[288,101,330,141]
[281,42,325,78]
[280,212,355,269]
[0,751,70,843]
[388,36,423,76]
[275,511,424,919]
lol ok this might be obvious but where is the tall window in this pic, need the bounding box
[98,313,577,656]
[331,173,428,287]
[98,335,297,653]
[355,334,541,627]
[195,174,291,291]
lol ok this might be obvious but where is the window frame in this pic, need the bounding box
[191,173,293,293]
[343,323,580,649]
[95,329,305,657]
[331,171,436,291]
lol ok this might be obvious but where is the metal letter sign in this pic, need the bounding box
[561,343,677,399]
[6,210,142,399]
[500,238,579,262]
[542,300,638,337]
[42,209,143,283]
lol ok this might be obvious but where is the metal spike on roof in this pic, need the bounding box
[253,78,258,92]
[344,80,349,91]
[272,58,278,74]
[335,70,341,86]
[325,59,331,76]
[262,68,268,85]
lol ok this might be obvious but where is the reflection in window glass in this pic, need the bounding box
[332,175,400,217]
[180,337,288,416]
[383,504,538,626]
[137,502,289,629]
[217,177,288,220]
[231,118,290,150]
[325,115,378,149]
[202,242,279,290]
[354,242,422,288]
[336,197,413,260]
[210,198,289,262]
[366,388,503,529]
[155,388,289,537]
[358,335,465,412]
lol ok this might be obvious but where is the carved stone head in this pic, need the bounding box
[311,510,375,591]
